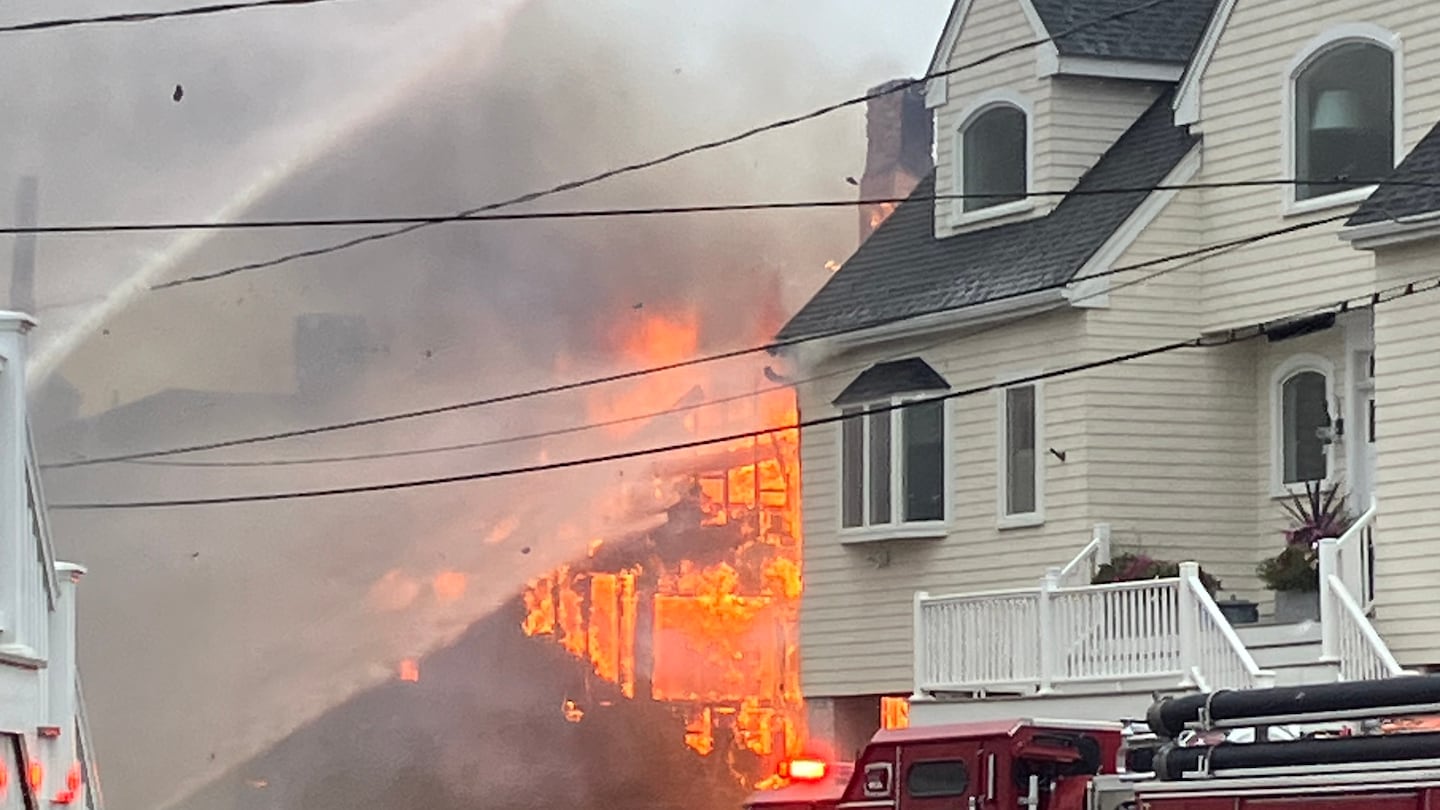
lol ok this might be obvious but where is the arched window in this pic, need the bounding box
[960,103,1028,212]
[1291,36,1397,203]
[1273,357,1333,489]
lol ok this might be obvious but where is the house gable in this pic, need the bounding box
[925,0,1214,237]
[775,90,1198,351]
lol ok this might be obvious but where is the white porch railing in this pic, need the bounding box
[1055,523,1112,587]
[914,560,1274,697]
[1318,497,1404,681]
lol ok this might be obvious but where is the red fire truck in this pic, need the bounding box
[744,674,1440,810]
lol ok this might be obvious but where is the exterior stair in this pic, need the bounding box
[1234,621,1339,687]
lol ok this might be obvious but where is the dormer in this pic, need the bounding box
[926,0,1218,238]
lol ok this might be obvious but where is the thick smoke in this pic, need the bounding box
[9,1,948,808]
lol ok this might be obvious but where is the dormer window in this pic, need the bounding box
[952,92,1033,225]
[1288,28,1400,208]
[835,359,951,537]
[962,105,1027,211]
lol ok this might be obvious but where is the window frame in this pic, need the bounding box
[836,393,952,542]
[951,90,1035,228]
[996,376,1045,529]
[1281,24,1404,217]
[1270,353,1337,497]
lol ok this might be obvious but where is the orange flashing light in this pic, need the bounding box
[28,761,41,792]
[779,758,827,781]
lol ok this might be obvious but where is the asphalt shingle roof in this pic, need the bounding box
[1031,0,1220,64]
[776,90,1196,343]
[1347,119,1440,227]
[833,358,951,405]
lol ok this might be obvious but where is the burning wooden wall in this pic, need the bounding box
[522,377,803,788]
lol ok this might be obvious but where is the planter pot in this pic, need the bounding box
[1273,589,1321,624]
[1217,597,1260,626]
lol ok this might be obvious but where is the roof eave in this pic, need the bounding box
[793,288,1070,366]
[1340,212,1440,251]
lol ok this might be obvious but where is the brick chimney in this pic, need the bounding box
[859,79,934,241]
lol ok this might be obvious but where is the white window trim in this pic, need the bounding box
[1269,353,1337,498]
[836,395,953,545]
[1280,24,1404,218]
[996,375,1045,530]
[949,90,1036,230]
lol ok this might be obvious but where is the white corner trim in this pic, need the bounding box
[1014,0,1060,78]
[1173,0,1237,126]
[1341,210,1440,250]
[995,374,1045,529]
[1064,144,1202,309]
[1052,56,1185,82]
[926,0,975,109]
[819,288,1069,360]
[1280,24,1404,215]
[1268,352,1338,498]
[948,89,1036,230]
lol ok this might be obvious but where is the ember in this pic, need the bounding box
[522,312,804,788]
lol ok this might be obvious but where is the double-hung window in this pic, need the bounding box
[836,359,950,533]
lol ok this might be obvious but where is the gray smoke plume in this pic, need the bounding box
[8,1,950,808]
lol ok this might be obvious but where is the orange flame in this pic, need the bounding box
[398,659,420,682]
[521,309,804,788]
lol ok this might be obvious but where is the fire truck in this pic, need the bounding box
[744,674,1440,810]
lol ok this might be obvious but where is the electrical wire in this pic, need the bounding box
[146,0,1187,291]
[114,212,1283,469]
[47,273,1440,510]
[0,180,1419,236]
[0,0,354,33]
[40,211,1352,470]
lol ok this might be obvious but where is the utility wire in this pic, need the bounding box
[0,180,1417,236]
[40,212,1351,471]
[115,213,1278,470]
[0,0,353,33]
[47,271,1440,510]
[146,0,1185,291]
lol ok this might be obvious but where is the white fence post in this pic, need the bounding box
[1094,524,1112,568]
[912,591,929,700]
[1319,538,1340,663]
[1178,562,1200,687]
[1038,568,1059,694]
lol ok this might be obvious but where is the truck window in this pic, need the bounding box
[905,760,969,798]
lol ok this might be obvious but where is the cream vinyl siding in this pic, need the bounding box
[1368,242,1440,667]
[796,310,1090,697]
[932,0,1158,234]
[1195,2,1440,330]
[1078,187,1267,600]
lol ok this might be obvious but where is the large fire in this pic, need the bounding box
[523,311,804,787]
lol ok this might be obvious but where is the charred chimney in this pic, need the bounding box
[859,79,933,241]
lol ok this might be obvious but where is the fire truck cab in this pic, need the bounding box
[746,674,1440,810]
[744,718,1124,810]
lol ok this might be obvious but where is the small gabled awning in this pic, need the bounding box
[833,358,949,406]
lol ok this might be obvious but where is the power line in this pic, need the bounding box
[40,211,1351,471]
[0,180,1418,236]
[48,270,1440,510]
[146,0,1185,291]
[112,212,1279,470]
[0,0,354,34]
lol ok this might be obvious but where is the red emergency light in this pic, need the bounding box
[778,758,828,782]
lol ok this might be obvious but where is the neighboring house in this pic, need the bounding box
[778,0,1440,752]
[0,312,101,808]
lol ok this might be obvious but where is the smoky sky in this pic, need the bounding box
[12,1,951,809]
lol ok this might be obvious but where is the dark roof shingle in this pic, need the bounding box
[1347,119,1440,226]
[776,90,1196,343]
[1031,0,1220,64]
